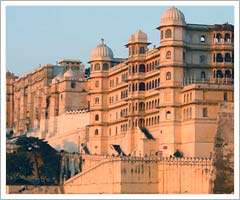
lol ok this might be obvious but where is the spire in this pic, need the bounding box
[100,38,104,45]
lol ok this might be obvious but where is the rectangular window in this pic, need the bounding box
[203,107,208,117]
[224,92,228,101]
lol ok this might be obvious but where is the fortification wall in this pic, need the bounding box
[63,156,212,194]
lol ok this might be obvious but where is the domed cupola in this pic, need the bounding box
[63,68,76,79]
[160,6,186,26]
[90,39,114,62]
[134,30,148,43]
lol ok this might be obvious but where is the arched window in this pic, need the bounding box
[139,82,145,91]
[216,53,223,62]
[166,51,171,59]
[94,63,100,71]
[200,35,205,43]
[165,29,172,38]
[225,70,231,78]
[158,78,160,87]
[139,47,145,54]
[95,97,99,104]
[201,71,206,79]
[200,55,206,64]
[161,30,164,39]
[102,63,109,71]
[95,81,99,87]
[225,53,231,62]
[152,80,155,88]
[139,64,145,72]
[216,70,223,78]
[216,33,222,42]
[166,72,171,80]
[224,33,230,42]
[95,129,99,135]
[95,114,99,121]
[166,111,171,120]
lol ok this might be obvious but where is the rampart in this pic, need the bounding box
[64,156,212,194]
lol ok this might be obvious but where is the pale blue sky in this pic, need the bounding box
[6,6,234,76]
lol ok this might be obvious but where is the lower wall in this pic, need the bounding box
[64,156,212,194]
[6,185,62,194]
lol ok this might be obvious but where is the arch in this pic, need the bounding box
[225,53,231,62]
[165,29,172,38]
[216,53,223,62]
[102,63,109,71]
[166,111,171,120]
[200,35,205,43]
[139,64,145,72]
[166,51,171,59]
[161,30,164,39]
[201,71,206,79]
[216,33,222,42]
[166,72,171,80]
[139,47,145,54]
[200,55,206,64]
[95,114,99,121]
[95,97,99,104]
[216,70,223,78]
[225,70,231,78]
[146,82,149,90]
[94,63,100,71]
[95,129,99,135]
[152,80,155,88]
[224,33,230,42]
[158,78,160,87]
[138,118,145,127]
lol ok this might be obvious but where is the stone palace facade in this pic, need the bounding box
[6,6,234,157]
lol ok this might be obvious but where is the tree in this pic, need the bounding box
[16,136,61,184]
[6,152,33,184]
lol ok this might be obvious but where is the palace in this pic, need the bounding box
[6,6,234,157]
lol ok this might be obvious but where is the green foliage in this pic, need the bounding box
[6,152,33,184]
[173,149,184,158]
[8,136,61,185]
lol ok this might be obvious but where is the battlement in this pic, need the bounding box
[65,108,89,115]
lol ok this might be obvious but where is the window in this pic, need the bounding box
[225,70,231,78]
[166,111,171,120]
[166,72,171,80]
[216,70,223,78]
[161,30,164,39]
[225,53,231,62]
[166,51,171,59]
[224,92,228,101]
[95,97,99,104]
[95,81,99,87]
[200,55,206,64]
[103,63,109,71]
[139,64,145,72]
[201,71,206,79]
[139,82,145,91]
[203,108,208,117]
[71,81,76,89]
[216,33,222,42]
[216,53,223,62]
[139,47,145,54]
[224,33,230,42]
[183,52,186,61]
[95,114,99,121]
[165,29,172,38]
[94,63,100,71]
[95,129,99,135]
[200,35,205,43]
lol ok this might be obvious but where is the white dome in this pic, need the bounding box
[134,30,148,43]
[51,77,59,84]
[63,68,76,78]
[90,39,114,61]
[160,6,186,26]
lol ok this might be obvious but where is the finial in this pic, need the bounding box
[100,38,104,44]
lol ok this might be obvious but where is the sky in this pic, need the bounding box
[6,5,234,76]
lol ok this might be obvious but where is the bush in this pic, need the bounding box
[173,149,184,158]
